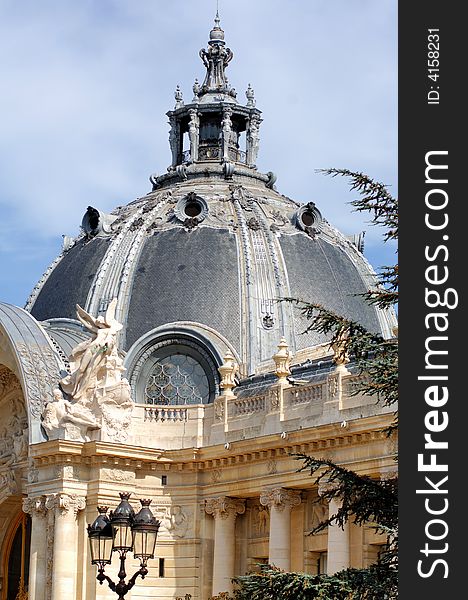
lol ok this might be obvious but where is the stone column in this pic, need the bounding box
[318,485,350,574]
[260,488,301,570]
[22,496,47,600]
[46,493,86,600]
[205,496,245,596]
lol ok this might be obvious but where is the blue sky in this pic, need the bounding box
[0,0,397,307]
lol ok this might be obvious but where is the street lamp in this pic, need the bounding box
[87,492,160,600]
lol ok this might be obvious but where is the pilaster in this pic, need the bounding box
[22,496,47,600]
[46,493,86,600]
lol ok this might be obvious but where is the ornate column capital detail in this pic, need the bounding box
[22,495,47,518]
[380,470,398,482]
[45,493,86,517]
[260,488,302,512]
[205,496,245,520]
[317,480,340,497]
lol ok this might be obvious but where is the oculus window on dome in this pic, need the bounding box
[294,202,323,234]
[174,193,209,229]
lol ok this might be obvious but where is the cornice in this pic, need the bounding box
[29,414,394,474]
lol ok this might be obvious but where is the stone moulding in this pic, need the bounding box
[28,414,394,479]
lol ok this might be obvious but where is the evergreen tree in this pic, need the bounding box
[220,170,398,600]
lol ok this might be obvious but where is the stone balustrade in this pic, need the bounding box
[131,373,383,450]
[144,406,188,422]
[230,395,266,416]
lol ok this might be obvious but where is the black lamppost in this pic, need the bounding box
[87,492,160,600]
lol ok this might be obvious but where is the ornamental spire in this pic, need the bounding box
[199,11,235,98]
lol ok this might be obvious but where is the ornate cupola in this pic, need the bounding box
[161,12,262,182]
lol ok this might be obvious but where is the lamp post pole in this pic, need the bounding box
[87,493,160,600]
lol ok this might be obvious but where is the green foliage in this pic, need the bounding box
[230,564,397,600]
[284,299,398,408]
[233,566,353,600]
[296,455,397,534]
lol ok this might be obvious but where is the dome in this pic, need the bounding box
[25,15,394,402]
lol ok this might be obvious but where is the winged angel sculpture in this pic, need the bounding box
[42,299,133,442]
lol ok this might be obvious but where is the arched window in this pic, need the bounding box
[2,513,31,600]
[131,337,219,405]
[145,353,210,405]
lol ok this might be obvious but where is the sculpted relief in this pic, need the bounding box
[0,367,28,499]
[41,299,133,443]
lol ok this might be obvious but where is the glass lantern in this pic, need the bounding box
[87,507,113,566]
[109,492,135,554]
[132,499,160,566]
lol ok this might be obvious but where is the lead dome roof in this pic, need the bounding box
[26,15,394,378]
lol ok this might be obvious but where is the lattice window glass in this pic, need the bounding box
[144,354,210,405]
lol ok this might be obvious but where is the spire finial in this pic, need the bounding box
[199,6,234,97]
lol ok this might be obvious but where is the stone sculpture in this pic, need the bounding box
[41,299,133,442]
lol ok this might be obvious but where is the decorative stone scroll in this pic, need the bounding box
[41,299,133,442]
[205,496,245,520]
[45,493,86,518]
[22,495,47,518]
[260,488,302,512]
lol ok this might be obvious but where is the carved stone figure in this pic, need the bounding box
[246,83,256,107]
[188,109,200,162]
[0,398,28,466]
[174,85,184,109]
[254,505,269,535]
[41,299,133,442]
[60,299,123,400]
[247,114,261,166]
[164,505,189,538]
[41,388,100,442]
[221,108,232,162]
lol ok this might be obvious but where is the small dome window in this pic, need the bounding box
[184,200,203,218]
[81,206,117,236]
[300,209,316,227]
[174,193,208,226]
[294,202,323,234]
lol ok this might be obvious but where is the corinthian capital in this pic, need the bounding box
[22,495,47,517]
[260,488,302,512]
[45,493,86,517]
[205,496,245,520]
